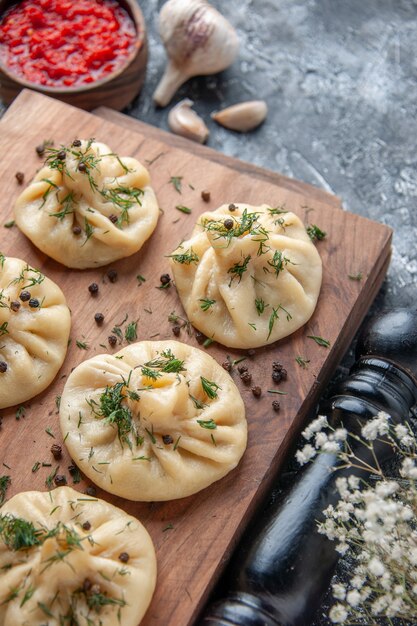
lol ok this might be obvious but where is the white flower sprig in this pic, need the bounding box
[296,411,417,624]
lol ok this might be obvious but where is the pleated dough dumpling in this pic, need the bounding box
[169,203,323,348]
[0,486,156,626]
[14,139,159,269]
[0,255,71,409]
[60,340,247,501]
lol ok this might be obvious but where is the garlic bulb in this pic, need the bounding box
[211,101,268,132]
[168,98,209,143]
[153,0,239,108]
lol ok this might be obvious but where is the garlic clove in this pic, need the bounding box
[168,99,209,144]
[153,0,239,107]
[211,101,268,132]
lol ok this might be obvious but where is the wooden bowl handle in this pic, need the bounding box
[198,309,417,626]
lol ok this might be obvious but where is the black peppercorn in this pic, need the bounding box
[54,474,67,486]
[108,335,117,347]
[57,150,66,161]
[251,386,262,397]
[88,283,99,296]
[195,331,205,345]
[224,218,234,230]
[29,298,40,308]
[72,225,82,235]
[85,485,97,496]
[228,203,237,212]
[240,371,252,384]
[15,171,24,184]
[78,162,87,172]
[0,361,7,373]
[82,521,91,531]
[272,399,281,412]
[50,444,62,460]
[82,578,92,592]
[119,552,130,563]
[94,312,104,325]
[162,434,174,445]
[109,214,118,223]
[238,364,248,374]
[107,269,118,283]
[160,273,171,285]
[247,349,256,357]
[172,325,181,337]
[72,139,82,147]
[10,301,20,312]
[272,368,287,383]
[68,464,78,476]
[19,290,31,302]
[35,144,45,156]
[201,190,211,202]
[222,360,232,372]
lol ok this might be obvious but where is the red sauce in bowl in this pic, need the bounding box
[0,0,138,88]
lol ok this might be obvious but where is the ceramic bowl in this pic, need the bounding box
[0,0,148,111]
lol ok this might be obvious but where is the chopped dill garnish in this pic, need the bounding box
[197,418,217,430]
[124,320,138,343]
[295,356,310,368]
[175,205,192,214]
[0,476,11,506]
[306,224,326,241]
[200,377,221,399]
[168,248,199,265]
[264,250,293,277]
[170,176,183,193]
[255,297,268,315]
[227,254,251,286]
[199,298,216,311]
[307,335,330,348]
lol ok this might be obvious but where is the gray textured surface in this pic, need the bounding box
[130,0,417,309]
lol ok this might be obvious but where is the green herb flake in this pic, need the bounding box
[15,406,25,420]
[0,476,11,506]
[45,427,55,438]
[175,205,192,214]
[295,356,310,369]
[200,376,221,399]
[199,298,216,311]
[76,340,88,350]
[170,176,183,193]
[306,224,326,241]
[197,418,217,430]
[307,335,330,348]
[348,272,363,281]
[3,220,14,229]
[168,248,199,265]
[136,274,146,285]
[124,320,138,343]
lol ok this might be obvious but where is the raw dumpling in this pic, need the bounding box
[14,139,159,269]
[169,203,323,348]
[59,340,247,501]
[0,486,157,626]
[0,255,71,409]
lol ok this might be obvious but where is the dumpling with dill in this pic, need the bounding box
[169,203,323,349]
[0,486,156,626]
[59,340,247,501]
[0,254,70,409]
[14,139,159,269]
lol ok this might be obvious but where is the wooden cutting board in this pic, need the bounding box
[0,89,391,626]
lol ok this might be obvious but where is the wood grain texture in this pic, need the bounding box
[0,0,148,111]
[0,90,392,626]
